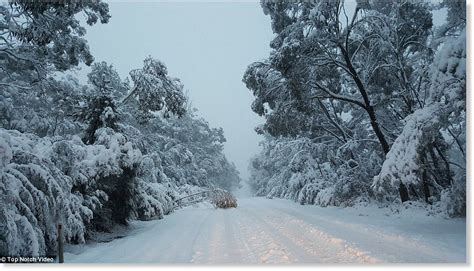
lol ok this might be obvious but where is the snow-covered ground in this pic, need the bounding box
[64,197,466,264]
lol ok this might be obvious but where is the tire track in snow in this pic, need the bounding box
[244,204,380,263]
[66,197,464,263]
[234,205,307,264]
[190,208,218,263]
[221,209,257,263]
[192,208,258,263]
[266,201,456,263]
[230,208,260,263]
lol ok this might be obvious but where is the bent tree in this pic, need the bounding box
[244,0,437,203]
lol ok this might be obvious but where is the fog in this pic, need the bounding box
[75,0,446,182]
[76,1,274,180]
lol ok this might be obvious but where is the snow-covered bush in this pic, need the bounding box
[132,181,175,220]
[373,30,466,216]
[210,189,237,209]
[297,183,322,205]
[372,105,442,201]
[77,128,141,231]
[0,129,92,256]
[132,155,176,220]
[250,137,362,206]
[0,124,149,256]
[249,135,376,207]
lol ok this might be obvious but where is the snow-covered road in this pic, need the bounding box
[65,197,466,264]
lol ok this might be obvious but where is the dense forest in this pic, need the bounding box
[245,0,465,216]
[0,1,240,256]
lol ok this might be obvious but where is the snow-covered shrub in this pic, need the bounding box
[437,180,466,217]
[297,183,321,205]
[50,127,143,232]
[80,128,141,231]
[250,138,326,204]
[314,187,338,207]
[210,189,237,209]
[132,181,175,220]
[373,30,466,214]
[249,135,378,207]
[372,105,442,201]
[0,129,92,256]
[132,155,176,220]
[120,108,240,191]
[0,126,145,254]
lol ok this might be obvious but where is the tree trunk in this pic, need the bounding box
[398,183,409,203]
[338,45,390,154]
[338,44,406,201]
[422,169,431,204]
[366,105,390,154]
[420,151,431,204]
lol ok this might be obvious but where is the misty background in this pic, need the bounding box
[74,0,446,182]
[74,1,274,182]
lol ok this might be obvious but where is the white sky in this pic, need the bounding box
[76,1,274,180]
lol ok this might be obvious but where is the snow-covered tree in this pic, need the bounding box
[80,63,124,145]
[245,0,465,212]
[123,57,187,121]
[373,6,466,216]
[0,0,110,82]
[1,48,239,257]
[0,129,93,256]
[87,61,129,101]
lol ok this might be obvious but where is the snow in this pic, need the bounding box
[373,104,440,193]
[64,197,465,263]
[0,133,13,168]
[0,0,466,261]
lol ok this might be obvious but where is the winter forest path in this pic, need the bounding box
[65,198,466,264]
